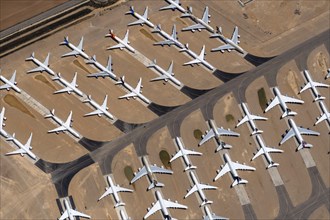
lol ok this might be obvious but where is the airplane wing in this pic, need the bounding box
[154,39,174,46]
[265,96,280,112]
[160,0,179,11]
[118,91,137,99]
[199,129,215,146]
[198,183,217,191]
[54,86,73,94]
[280,128,295,144]
[170,151,183,162]
[5,149,27,156]
[182,23,205,32]
[217,128,239,136]
[183,149,202,156]
[87,72,109,78]
[114,185,134,193]
[59,210,69,220]
[107,43,125,50]
[85,109,103,117]
[27,66,46,73]
[231,162,256,171]
[297,127,320,136]
[162,199,187,209]
[282,95,304,104]
[98,187,114,200]
[48,125,67,134]
[201,7,209,23]
[70,209,90,219]
[231,26,239,44]
[214,163,230,180]
[252,147,282,161]
[0,84,11,90]
[144,201,161,219]
[149,165,173,174]
[62,50,80,57]
[236,116,248,127]
[300,83,312,93]
[211,44,235,52]
[128,19,145,26]
[150,75,170,82]
[185,185,198,198]
[250,115,268,121]
[184,58,202,66]
[131,166,147,183]
[9,71,16,83]
[134,78,142,93]
[77,37,84,50]
[313,82,329,88]
[315,113,329,125]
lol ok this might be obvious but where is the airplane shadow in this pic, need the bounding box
[212,69,244,82]
[113,119,144,133]
[78,137,108,152]
[180,86,212,99]
[244,53,276,66]
[148,102,180,116]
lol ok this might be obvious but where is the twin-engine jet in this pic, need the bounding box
[59,199,91,220]
[45,109,80,138]
[181,6,214,33]
[144,191,188,220]
[265,87,304,118]
[60,36,89,59]
[236,103,268,135]
[0,70,21,93]
[299,70,329,101]
[180,44,214,70]
[83,95,114,119]
[52,72,84,97]
[148,59,181,86]
[152,24,184,48]
[210,26,245,54]
[280,118,320,151]
[116,76,151,104]
[159,0,186,13]
[126,6,154,28]
[86,55,117,80]
[6,133,37,160]
[199,120,240,151]
[25,52,55,76]
[98,176,133,207]
[214,153,256,187]
[105,30,136,53]
[0,107,9,138]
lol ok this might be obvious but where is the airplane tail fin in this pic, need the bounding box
[179,43,188,52]
[267,162,279,169]
[181,6,192,17]
[297,141,313,151]
[114,201,126,208]
[86,55,96,64]
[210,26,222,38]
[115,76,125,85]
[200,199,213,207]
[147,59,157,68]
[281,109,297,118]
[314,95,325,102]
[231,177,248,187]
[44,109,55,118]
[60,36,69,45]
[251,128,263,136]
[52,73,61,81]
[147,180,164,191]
[184,164,197,171]
[216,142,232,152]
[82,95,92,103]
[125,6,134,15]
[25,52,35,61]
[152,24,161,33]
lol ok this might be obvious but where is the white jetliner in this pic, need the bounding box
[180,44,214,70]
[280,118,320,151]
[83,95,114,119]
[236,103,268,135]
[299,70,329,101]
[326,68,330,79]
[252,135,283,169]
[144,191,188,220]
[265,87,304,118]
[6,133,37,160]
[210,26,245,54]
[52,72,84,97]
[214,153,256,187]
[147,59,181,86]
[181,6,214,33]
[26,52,55,76]
[315,101,330,126]
[115,76,151,104]
[120,210,131,220]
[60,36,89,59]
[159,0,186,13]
[184,172,217,206]
[105,30,135,53]
[0,70,21,93]
[86,55,117,80]
[170,137,202,171]
[98,176,133,207]
[152,24,184,48]
[45,109,80,138]
[131,156,173,190]
[126,6,154,28]
[199,120,240,151]
[59,199,91,220]
[203,206,228,220]
[0,107,9,138]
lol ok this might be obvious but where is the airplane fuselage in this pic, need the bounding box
[154,28,184,48]
[184,48,214,70]
[152,64,181,86]
[87,99,113,119]
[190,16,214,33]
[31,58,55,75]
[56,77,84,97]
[318,101,330,125]
[288,119,304,145]
[224,153,239,179]
[63,200,75,220]
[209,120,221,143]
[121,81,150,104]
[120,210,129,220]
[219,34,244,54]
[107,177,121,204]
[255,135,274,165]
[0,75,21,93]
[155,191,170,217]
[273,87,289,113]
[132,11,154,28]
[89,60,116,79]
[67,42,89,59]
[189,172,207,202]
[110,34,135,53]
[241,103,261,134]
[176,137,192,166]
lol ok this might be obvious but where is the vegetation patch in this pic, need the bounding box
[193,129,203,140]
[35,74,56,90]
[4,94,35,118]
[225,114,235,123]
[73,59,91,73]
[140,29,157,42]
[159,150,171,169]
[257,88,267,111]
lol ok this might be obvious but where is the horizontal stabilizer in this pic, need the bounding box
[231,178,248,187]
[281,110,297,118]
[147,181,164,191]
[297,142,313,151]
[114,202,125,208]
[267,162,279,169]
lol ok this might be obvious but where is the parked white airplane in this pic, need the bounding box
[181,6,214,33]
[83,95,114,119]
[280,118,320,151]
[315,101,330,126]
[0,107,9,138]
[214,153,256,187]
[26,52,55,76]
[236,103,268,135]
[159,0,186,13]
[120,210,131,220]
[60,36,89,59]
[326,68,330,79]
[299,70,329,101]
[52,72,84,97]
[210,26,245,54]
[199,120,240,151]
[144,190,188,220]
[252,135,283,169]
[131,156,173,190]
[86,55,117,80]
[115,76,151,104]
[152,24,184,48]
[184,172,217,206]
[45,109,80,138]
[0,70,21,93]
[6,133,37,160]
[105,30,135,53]
[147,59,181,86]
[98,176,133,207]
[203,206,228,220]
[170,137,202,171]
[59,199,91,220]
[180,44,214,70]
[265,87,304,118]
[126,6,154,28]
